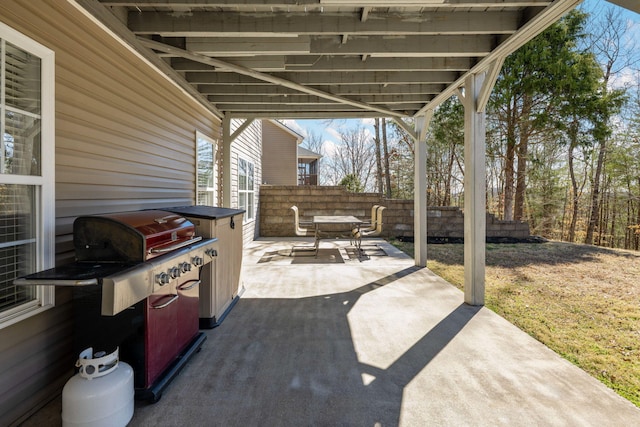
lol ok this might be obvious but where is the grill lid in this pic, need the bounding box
[74,210,197,263]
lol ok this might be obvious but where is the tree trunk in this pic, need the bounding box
[503,111,516,221]
[610,189,616,248]
[443,144,455,206]
[514,94,533,221]
[585,138,606,244]
[568,140,579,242]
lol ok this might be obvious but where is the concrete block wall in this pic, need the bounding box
[259,185,530,240]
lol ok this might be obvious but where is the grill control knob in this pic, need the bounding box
[205,248,218,257]
[192,256,204,267]
[169,266,181,279]
[179,262,192,273]
[156,272,170,286]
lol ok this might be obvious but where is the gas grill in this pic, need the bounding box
[15,210,219,401]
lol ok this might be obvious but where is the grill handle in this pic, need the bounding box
[149,236,203,254]
[151,294,179,309]
[178,279,201,291]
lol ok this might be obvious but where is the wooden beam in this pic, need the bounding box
[461,72,486,306]
[138,37,408,118]
[128,11,520,36]
[198,83,443,96]
[103,1,552,7]
[310,35,493,56]
[71,0,223,118]
[186,70,459,85]
[230,119,255,142]
[416,0,582,116]
[477,56,505,112]
[413,111,432,267]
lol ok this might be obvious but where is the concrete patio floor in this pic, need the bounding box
[21,238,640,426]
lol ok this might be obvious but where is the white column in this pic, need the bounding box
[414,114,430,267]
[462,73,487,306]
[222,114,232,208]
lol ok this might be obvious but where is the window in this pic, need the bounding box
[0,23,55,329]
[196,131,217,206]
[238,157,254,221]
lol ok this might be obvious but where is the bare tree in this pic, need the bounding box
[584,5,635,244]
[330,125,376,191]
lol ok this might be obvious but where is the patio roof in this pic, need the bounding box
[72,0,633,306]
[78,0,588,120]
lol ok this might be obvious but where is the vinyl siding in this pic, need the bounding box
[262,121,298,186]
[230,119,262,243]
[0,1,220,425]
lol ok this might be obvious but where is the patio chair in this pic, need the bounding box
[352,206,386,252]
[352,204,379,235]
[290,205,317,254]
[350,204,376,247]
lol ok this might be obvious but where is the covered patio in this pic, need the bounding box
[23,238,640,425]
[75,0,640,306]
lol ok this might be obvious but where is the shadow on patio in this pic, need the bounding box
[22,238,640,426]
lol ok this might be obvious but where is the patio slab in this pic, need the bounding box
[20,238,640,426]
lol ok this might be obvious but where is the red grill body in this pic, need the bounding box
[17,209,217,402]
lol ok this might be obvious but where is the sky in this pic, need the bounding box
[281,0,639,156]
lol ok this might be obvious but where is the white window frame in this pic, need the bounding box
[0,22,55,329]
[237,156,255,222]
[195,130,218,206]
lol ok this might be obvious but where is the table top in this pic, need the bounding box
[313,215,362,225]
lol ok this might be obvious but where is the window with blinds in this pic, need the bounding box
[0,185,36,312]
[238,157,254,221]
[0,23,55,328]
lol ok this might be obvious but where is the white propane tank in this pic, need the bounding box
[62,347,134,427]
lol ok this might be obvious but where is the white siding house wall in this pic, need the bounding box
[230,119,262,243]
[0,1,220,424]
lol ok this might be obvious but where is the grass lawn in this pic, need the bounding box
[389,239,640,407]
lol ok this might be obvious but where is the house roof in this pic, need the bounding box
[298,145,322,160]
[79,0,595,120]
[266,119,305,142]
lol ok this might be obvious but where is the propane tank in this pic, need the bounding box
[61,347,134,427]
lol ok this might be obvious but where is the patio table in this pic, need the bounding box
[313,215,362,252]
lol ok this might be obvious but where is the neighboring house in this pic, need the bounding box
[261,120,321,186]
[261,119,302,186]
[0,2,260,425]
[298,146,322,186]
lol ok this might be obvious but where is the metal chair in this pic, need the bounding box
[290,206,317,253]
[352,206,386,252]
[352,204,379,235]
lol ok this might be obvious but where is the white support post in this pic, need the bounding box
[414,112,431,267]
[461,73,487,306]
[222,114,232,208]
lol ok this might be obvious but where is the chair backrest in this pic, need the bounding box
[372,206,386,234]
[290,205,310,237]
[369,204,380,225]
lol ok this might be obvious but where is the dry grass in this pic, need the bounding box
[389,240,640,407]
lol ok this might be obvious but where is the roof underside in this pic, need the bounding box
[83,0,587,119]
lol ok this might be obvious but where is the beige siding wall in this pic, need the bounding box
[0,1,220,425]
[230,119,262,243]
[261,121,298,186]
